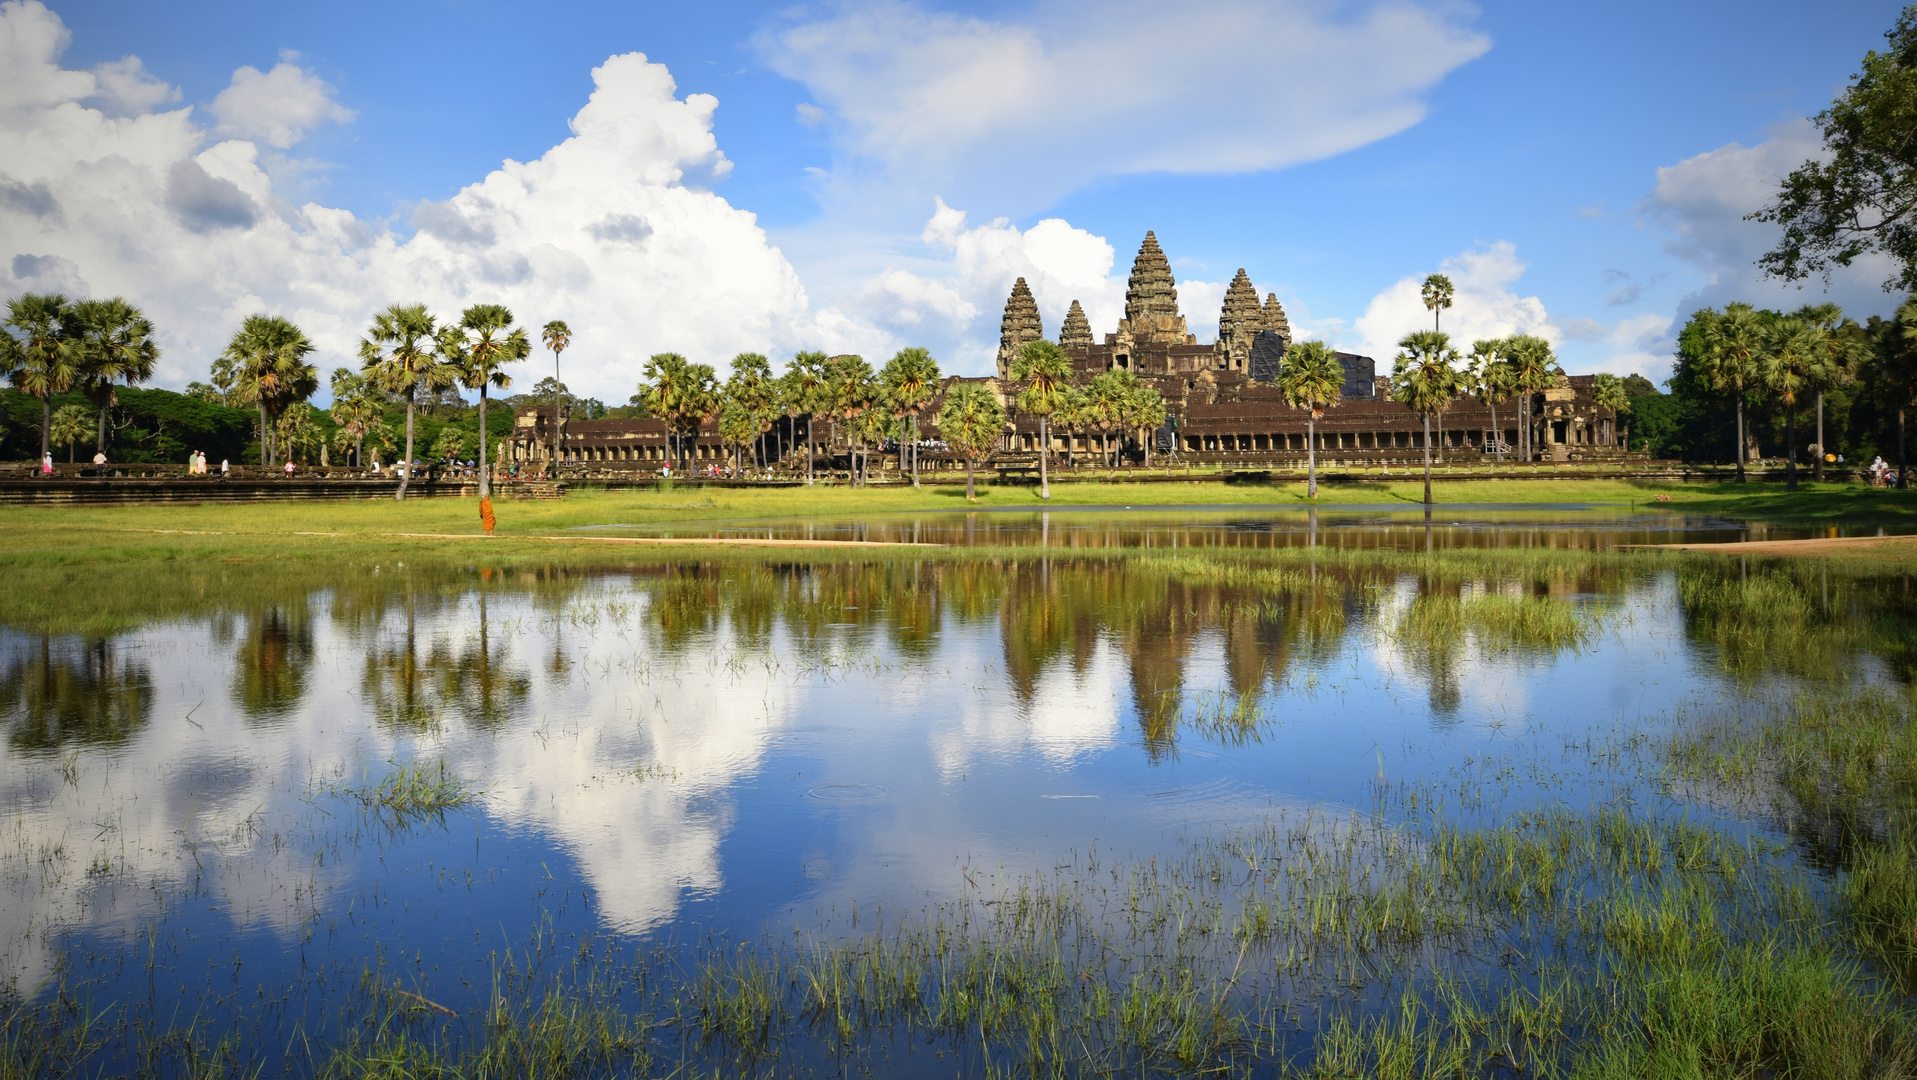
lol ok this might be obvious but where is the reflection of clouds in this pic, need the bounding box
[930,631,1124,777]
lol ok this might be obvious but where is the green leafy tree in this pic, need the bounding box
[1421,274,1455,333]
[540,320,571,473]
[1392,330,1461,505]
[278,405,326,465]
[3,293,80,461]
[1695,304,1765,481]
[50,403,91,463]
[328,368,385,467]
[1591,373,1631,449]
[1794,302,1869,480]
[1277,340,1344,497]
[1870,297,1917,487]
[430,425,466,464]
[1762,316,1839,490]
[1467,339,1516,457]
[1505,334,1559,464]
[72,298,158,455]
[1755,8,1917,293]
[1084,369,1141,468]
[880,347,942,489]
[1123,382,1167,469]
[224,314,318,469]
[782,350,829,483]
[639,352,719,472]
[724,353,778,471]
[451,304,524,499]
[1010,340,1072,498]
[717,398,757,475]
[936,381,1006,501]
[361,303,453,499]
[824,354,876,483]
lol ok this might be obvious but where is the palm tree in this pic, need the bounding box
[50,403,91,463]
[1794,302,1868,481]
[362,303,452,500]
[328,368,384,467]
[936,381,1006,501]
[640,353,720,472]
[1467,339,1515,458]
[1122,384,1167,468]
[1010,340,1072,499]
[4,294,79,461]
[224,314,318,468]
[783,351,829,483]
[1393,330,1460,505]
[1421,274,1455,333]
[71,298,158,456]
[451,304,524,500]
[724,353,778,472]
[1696,304,1764,482]
[1084,370,1140,468]
[1591,374,1631,449]
[541,320,571,473]
[1505,334,1558,464]
[1762,315,1839,491]
[1277,340,1344,498]
[824,354,875,482]
[879,347,942,489]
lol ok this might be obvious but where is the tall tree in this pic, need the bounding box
[1505,334,1559,464]
[639,353,719,472]
[72,298,158,455]
[362,303,452,500]
[541,320,571,473]
[880,347,942,489]
[1755,8,1917,293]
[1591,374,1631,449]
[3,294,79,461]
[1276,340,1344,498]
[823,354,875,482]
[1794,302,1868,481]
[1010,339,1073,499]
[50,403,91,463]
[328,367,383,467]
[1421,274,1455,333]
[1871,296,1917,487]
[451,304,524,500]
[1083,369,1139,468]
[224,314,318,469]
[724,353,778,472]
[936,381,1006,501]
[1392,330,1460,505]
[1695,304,1766,482]
[783,350,829,484]
[1762,315,1838,490]
[1122,383,1167,468]
[1467,339,1515,458]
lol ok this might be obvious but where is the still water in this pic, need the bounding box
[2,508,1913,1074]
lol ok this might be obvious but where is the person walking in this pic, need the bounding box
[41,452,53,475]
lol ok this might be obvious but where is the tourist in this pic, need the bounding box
[40,452,52,475]
[1872,455,1889,486]
[219,458,229,476]
[284,460,296,477]
[92,450,106,470]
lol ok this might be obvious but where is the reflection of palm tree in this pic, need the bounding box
[2,636,153,750]
[230,604,313,722]
[435,587,531,730]
[363,588,433,730]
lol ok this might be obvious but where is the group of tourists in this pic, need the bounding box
[1870,455,1902,487]
[186,451,228,476]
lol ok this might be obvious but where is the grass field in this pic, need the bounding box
[5,478,1917,567]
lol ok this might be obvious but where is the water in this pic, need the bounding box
[2,508,1914,1074]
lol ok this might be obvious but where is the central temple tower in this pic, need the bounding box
[1115,232,1189,346]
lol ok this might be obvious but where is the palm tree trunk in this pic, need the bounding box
[964,454,976,501]
[478,387,490,499]
[39,396,51,460]
[1814,392,1825,483]
[1307,414,1318,498]
[1734,396,1746,483]
[1785,408,1798,491]
[259,401,270,467]
[1422,414,1433,505]
[805,415,813,484]
[1900,408,1908,491]
[96,397,109,456]
[396,395,414,501]
[356,434,364,468]
[911,414,921,489]
[1039,415,1051,500]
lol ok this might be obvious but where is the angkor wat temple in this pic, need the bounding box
[510,232,1627,472]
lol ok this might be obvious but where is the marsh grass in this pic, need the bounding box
[331,759,474,828]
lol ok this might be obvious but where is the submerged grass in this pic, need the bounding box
[331,759,474,828]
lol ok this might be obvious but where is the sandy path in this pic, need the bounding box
[393,533,943,548]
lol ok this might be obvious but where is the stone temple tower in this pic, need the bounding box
[1116,232,1189,346]
[1058,300,1093,351]
[995,277,1042,382]
[1262,293,1292,343]
[1215,269,1262,372]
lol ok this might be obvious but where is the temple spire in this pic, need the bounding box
[995,277,1042,382]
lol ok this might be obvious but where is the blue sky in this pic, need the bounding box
[4,0,1905,399]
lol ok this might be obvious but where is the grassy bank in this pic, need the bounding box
[4,478,1916,566]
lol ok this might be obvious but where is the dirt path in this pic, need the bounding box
[1626,533,1917,557]
[393,533,943,548]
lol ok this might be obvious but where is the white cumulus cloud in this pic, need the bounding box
[0,0,879,400]
[760,0,1490,217]
[1351,241,1559,362]
[209,54,353,149]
